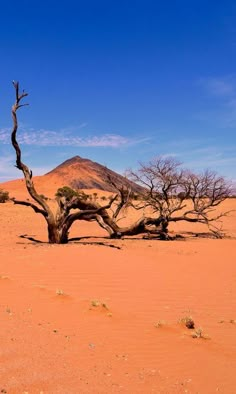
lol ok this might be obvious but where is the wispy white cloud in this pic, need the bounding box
[160,152,180,159]
[167,137,215,151]
[59,123,88,133]
[164,145,236,178]
[30,166,53,176]
[200,76,235,97]
[0,153,53,182]
[0,124,151,181]
[0,126,143,148]
[0,155,15,171]
[0,127,11,143]
[0,154,20,182]
[198,75,236,127]
[183,156,236,183]
[152,137,236,178]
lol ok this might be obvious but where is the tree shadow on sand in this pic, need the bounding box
[19,234,44,243]
[18,234,122,249]
[18,230,233,247]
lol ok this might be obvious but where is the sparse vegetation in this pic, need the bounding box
[0,189,9,203]
[55,186,87,202]
[154,320,166,328]
[179,316,195,329]
[192,328,209,339]
[91,299,101,307]
[90,299,109,309]
[56,289,65,296]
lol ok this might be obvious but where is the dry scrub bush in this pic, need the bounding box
[0,189,9,203]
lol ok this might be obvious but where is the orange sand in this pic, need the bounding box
[0,199,236,393]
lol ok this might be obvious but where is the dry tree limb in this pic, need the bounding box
[11,198,48,217]
[11,81,52,214]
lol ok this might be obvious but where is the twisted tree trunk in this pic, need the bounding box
[10,82,117,244]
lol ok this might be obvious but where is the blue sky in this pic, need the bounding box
[0,0,236,182]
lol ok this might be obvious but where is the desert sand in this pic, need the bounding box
[0,196,236,393]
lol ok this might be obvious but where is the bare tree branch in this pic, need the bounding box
[11,198,48,217]
[11,81,52,215]
[127,157,233,239]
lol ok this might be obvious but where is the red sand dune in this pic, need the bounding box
[0,197,236,393]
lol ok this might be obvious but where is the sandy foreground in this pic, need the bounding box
[0,199,236,393]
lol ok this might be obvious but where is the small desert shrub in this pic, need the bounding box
[179,316,195,329]
[91,299,100,307]
[55,186,87,202]
[90,299,109,309]
[0,189,9,203]
[192,327,210,339]
[154,320,166,328]
[56,289,64,295]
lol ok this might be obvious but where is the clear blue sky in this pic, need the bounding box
[0,0,236,182]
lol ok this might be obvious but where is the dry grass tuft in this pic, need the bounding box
[192,327,210,339]
[154,320,166,328]
[56,289,65,296]
[91,300,109,310]
[179,316,195,329]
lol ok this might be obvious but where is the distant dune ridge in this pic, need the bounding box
[0,155,143,198]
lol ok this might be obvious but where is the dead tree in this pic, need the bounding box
[73,198,163,238]
[11,84,232,242]
[128,157,233,239]
[10,82,161,243]
[11,82,117,243]
[70,160,233,240]
[105,172,133,220]
[73,174,164,238]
